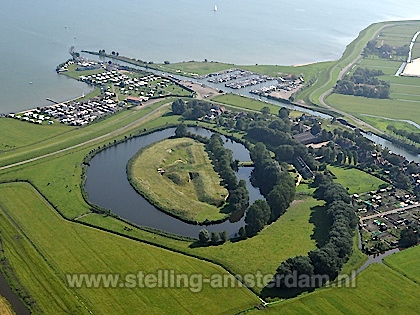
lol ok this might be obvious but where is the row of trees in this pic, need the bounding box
[206,134,250,213]
[386,125,420,144]
[273,174,357,292]
[334,67,390,99]
[198,229,228,245]
[313,144,359,165]
[363,40,409,59]
[244,143,296,236]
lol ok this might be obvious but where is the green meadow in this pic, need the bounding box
[0,118,73,152]
[0,296,15,315]
[0,19,419,315]
[250,264,420,315]
[326,93,420,126]
[0,182,259,314]
[384,244,420,285]
[211,94,303,118]
[327,165,387,194]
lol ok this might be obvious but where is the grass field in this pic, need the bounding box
[158,61,235,76]
[79,196,324,294]
[0,297,15,315]
[358,115,420,136]
[128,137,229,222]
[326,93,420,126]
[384,244,420,285]
[0,118,73,152]
[327,165,387,194]
[250,264,420,314]
[0,182,259,314]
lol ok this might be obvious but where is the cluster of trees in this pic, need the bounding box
[198,229,228,245]
[245,112,317,171]
[363,40,409,59]
[171,99,211,120]
[334,67,390,99]
[273,174,357,291]
[244,143,295,236]
[399,225,419,248]
[205,134,249,212]
[386,125,420,144]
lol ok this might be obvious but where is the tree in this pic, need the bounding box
[198,229,210,244]
[219,230,228,243]
[211,231,219,244]
[275,256,314,289]
[235,118,247,131]
[261,106,271,116]
[336,151,344,164]
[245,199,271,236]
[238,226,246,238]
[278,107,290,121]
[171,98,186,115]
[275,144,295,162]
[266,181,295,221]
[308,245,341,280]
[175,124,188,137]
[399,226,419,248]
[310,123,321,135]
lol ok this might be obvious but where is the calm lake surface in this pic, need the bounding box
[85,127,263,238]
[1,0,420,113]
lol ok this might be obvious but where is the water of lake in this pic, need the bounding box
[1,0,420,113]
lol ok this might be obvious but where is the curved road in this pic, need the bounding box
[317,24,396,135]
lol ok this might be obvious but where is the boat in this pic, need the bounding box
[214,5,217,11]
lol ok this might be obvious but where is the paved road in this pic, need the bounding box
[360,203,419,221]
[0,102,170,171]
[317,24,395,135]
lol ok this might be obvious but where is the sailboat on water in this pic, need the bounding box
[214,5,217,11]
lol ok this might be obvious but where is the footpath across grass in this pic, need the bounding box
[0,182,259,315]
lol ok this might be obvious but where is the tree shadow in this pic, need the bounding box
[260,279,316,299]
[189,241,210,248]
[309,205,332,248]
